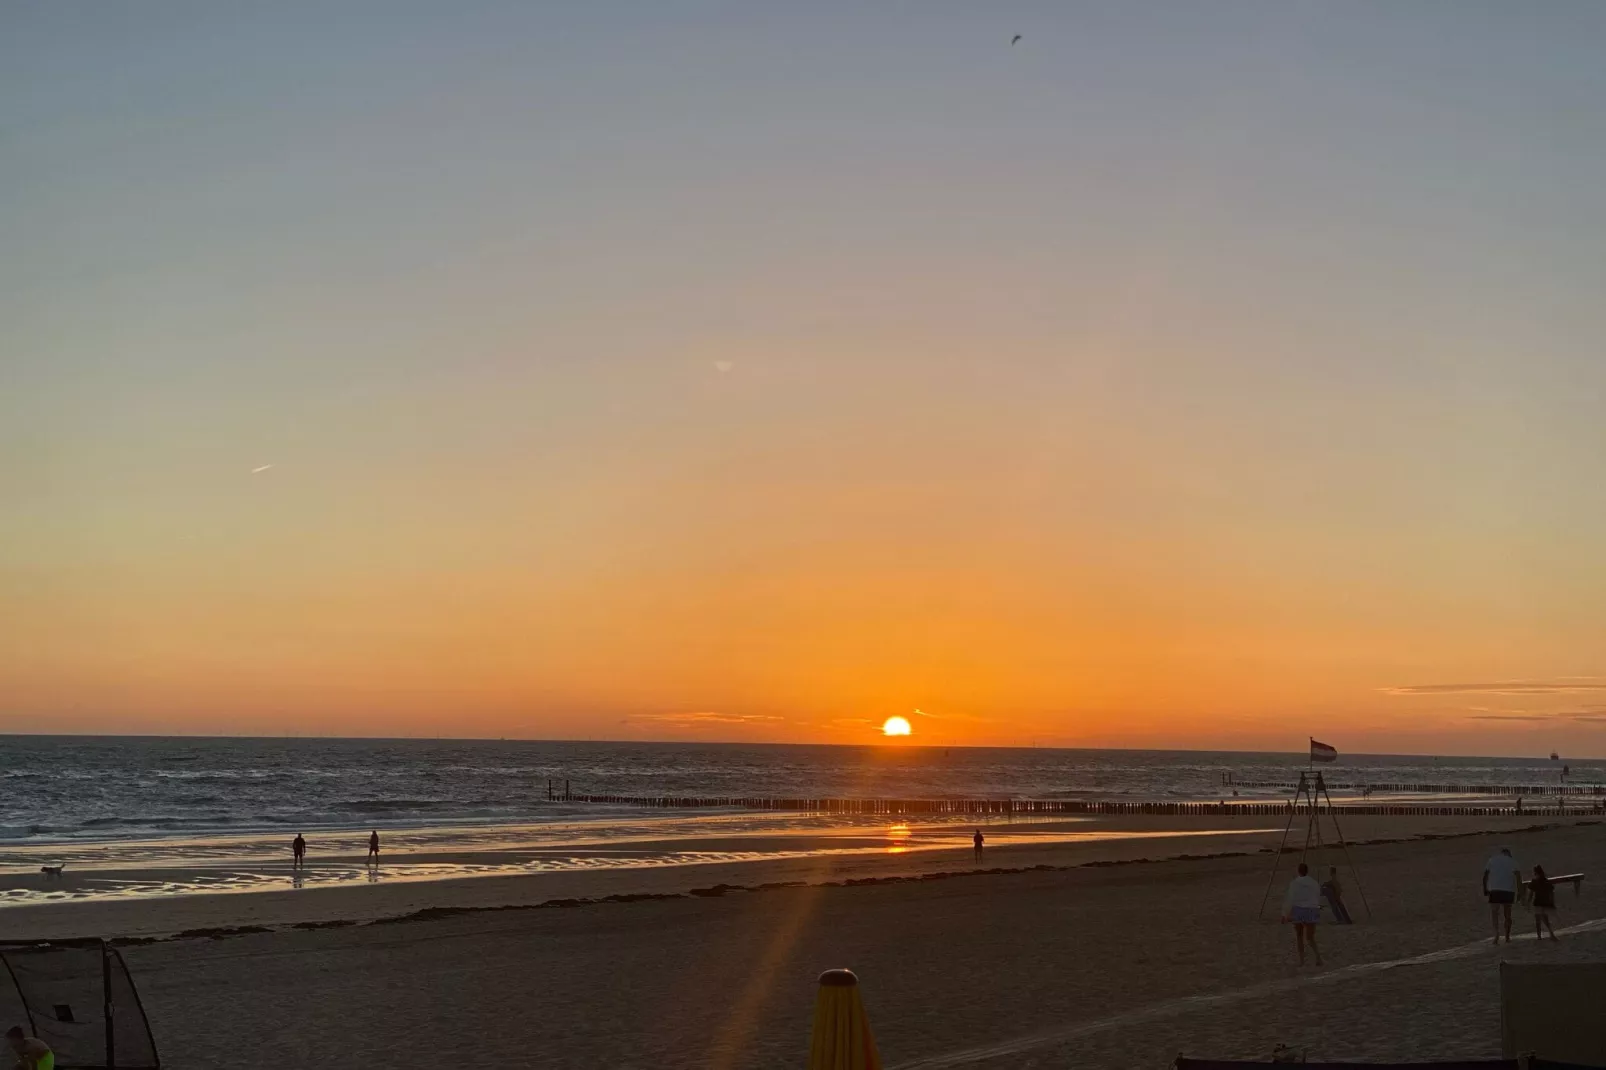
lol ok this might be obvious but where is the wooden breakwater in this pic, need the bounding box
[1219,778,1606,796]
[556,792,1605,818]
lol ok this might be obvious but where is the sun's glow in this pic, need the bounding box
[882,716,912,737]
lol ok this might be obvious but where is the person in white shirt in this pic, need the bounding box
[1281,862,1324,966]
[1482,847,1522,945]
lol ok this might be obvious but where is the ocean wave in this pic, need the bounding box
[338,799,457,813]
[171,794,226,806]
[0,825,56,840]
[152,771,282,781]
[77,816,240,831]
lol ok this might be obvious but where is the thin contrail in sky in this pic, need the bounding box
[251,464,274,474]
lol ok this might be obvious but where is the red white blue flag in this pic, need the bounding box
[1310,738,1338,763]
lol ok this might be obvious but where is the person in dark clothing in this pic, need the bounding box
[973,829,984,861]
[292,833,306,870]
[1530,864,1559,940]
[367,829,380,865]
[1322,865,1353,924]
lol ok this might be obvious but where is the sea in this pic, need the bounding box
[0,737,1594,905]
[2,735,1594,846]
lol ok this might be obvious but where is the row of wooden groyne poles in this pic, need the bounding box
[549,791,1606,818]
[1221,777,1606,796]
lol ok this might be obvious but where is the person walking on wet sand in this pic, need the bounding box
[1281,862,1323,966]
[367,829,380,865]
[292,832,306,870]
[1530,864,1559,941]
[973,829,984,861]
[1483,846,1522,944]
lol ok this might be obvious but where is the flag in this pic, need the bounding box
[1310,738,1338,763]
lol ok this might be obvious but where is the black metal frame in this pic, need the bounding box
[1256,770,1372,920]
[0,939,161,1070]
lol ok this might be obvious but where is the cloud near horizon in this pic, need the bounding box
[1385,681,1606,696]
[629,711,786,729]
[1464,704,1606,724]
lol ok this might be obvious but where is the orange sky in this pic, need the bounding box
[5,6,1606,754]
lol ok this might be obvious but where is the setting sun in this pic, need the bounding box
[882,716,912,737]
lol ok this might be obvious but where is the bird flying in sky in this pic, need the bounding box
[1012,34,1022,46]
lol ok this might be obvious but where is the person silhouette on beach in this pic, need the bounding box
[973,829,984,861]
[1281,862,1323,966]
[368,830,380,865]
[1483,846,1521,944]
[292,833,306,870]
[1322,865,1352,924]
[1530,864,1558,941]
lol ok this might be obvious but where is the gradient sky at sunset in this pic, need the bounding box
[5,3,1605,753]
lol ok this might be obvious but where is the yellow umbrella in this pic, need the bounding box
[808,968,882,1070]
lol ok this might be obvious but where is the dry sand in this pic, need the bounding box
[7,813,1604,1068]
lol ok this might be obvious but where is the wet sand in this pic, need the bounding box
[3,815,1289,938]
[5,812,1603,1067]
[0,817,1255,901]
[3,811,1557,938]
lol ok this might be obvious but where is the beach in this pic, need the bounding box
[7,810,1602,1068]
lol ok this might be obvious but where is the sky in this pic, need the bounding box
[4,2,1605,754]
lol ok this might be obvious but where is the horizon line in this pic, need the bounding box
[0,730,1596,763]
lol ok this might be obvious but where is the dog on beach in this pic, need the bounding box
[40,864,65,879]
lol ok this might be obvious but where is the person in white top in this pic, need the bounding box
[1482,847,1522,945]
[1280,862,1324,966]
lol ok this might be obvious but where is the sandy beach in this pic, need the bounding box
[4,811,1601,1068]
